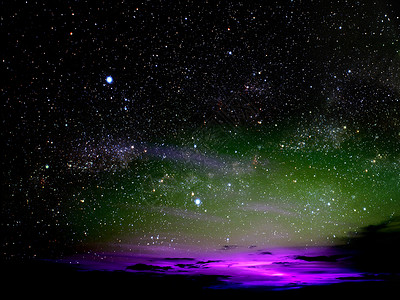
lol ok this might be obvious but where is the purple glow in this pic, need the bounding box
[55,246,379,290]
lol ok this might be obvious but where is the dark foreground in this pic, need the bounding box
[2,260,399,297]
[3,245,400,297]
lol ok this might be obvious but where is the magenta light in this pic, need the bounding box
[55,246,380,291]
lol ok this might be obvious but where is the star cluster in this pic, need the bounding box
[1,0,400,260]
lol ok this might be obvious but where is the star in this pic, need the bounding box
[106,76,113,84]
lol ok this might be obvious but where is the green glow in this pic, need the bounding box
[67,123,400,249]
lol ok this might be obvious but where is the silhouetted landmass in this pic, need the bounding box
[196,260,223,265]
[164,257,196,261]
[220,245,238,250]
[2,261,399,296]
[175,263,199,268]
[343,216,400,273]
[259,251,273,255]
[295,255,347,262]
[126,263,171,271]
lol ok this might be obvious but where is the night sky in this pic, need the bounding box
[2,0,400,262]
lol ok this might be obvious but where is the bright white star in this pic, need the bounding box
[194,198,202,207]
[106,76,113,84]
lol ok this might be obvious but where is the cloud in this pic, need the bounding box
[239,202,297,216]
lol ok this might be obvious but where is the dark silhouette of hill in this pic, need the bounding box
[343,216,400,274]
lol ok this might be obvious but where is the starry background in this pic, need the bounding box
[1,0,400,260]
